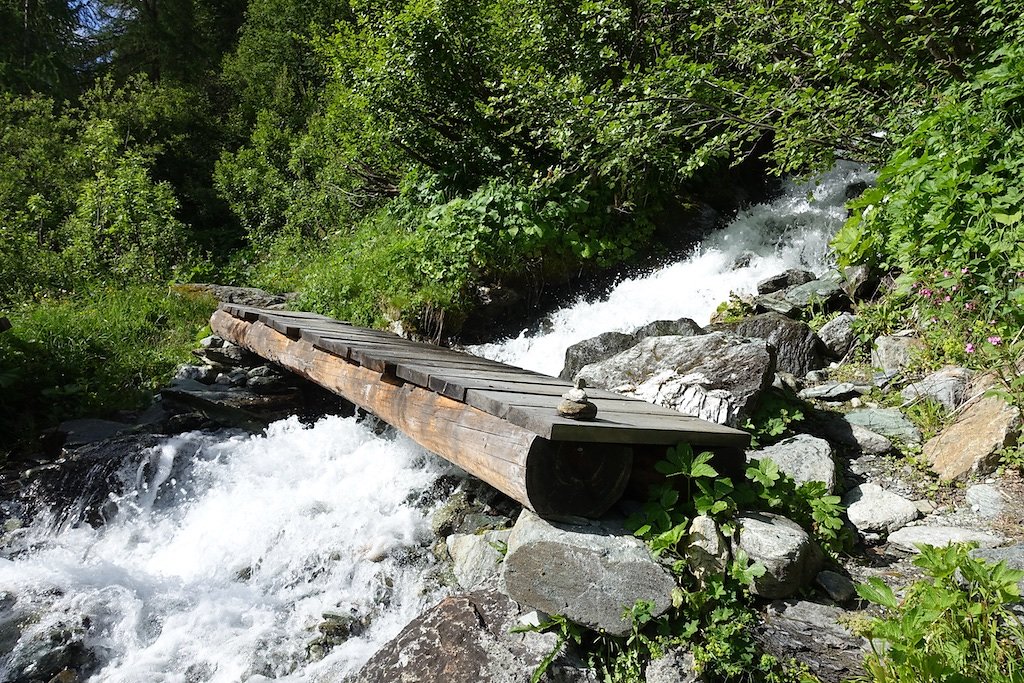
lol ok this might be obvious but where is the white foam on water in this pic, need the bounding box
[0,416,451,682]
[468,162,874,374]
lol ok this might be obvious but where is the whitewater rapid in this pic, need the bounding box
[0,162,871,682]
[0,417,452,682]
[469,162,874,375]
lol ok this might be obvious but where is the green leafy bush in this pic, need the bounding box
[856,543,1024,682]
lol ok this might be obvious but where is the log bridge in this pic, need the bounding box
[211,304,750,519]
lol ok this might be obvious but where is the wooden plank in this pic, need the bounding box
[209,310,632,518]
[395,363,569,393]
[504,405,749,447]
[462,388,696,420]
[351,346,521,374]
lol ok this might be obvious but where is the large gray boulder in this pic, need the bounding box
[577,332,775,427]
[501,511,676,637]
[900,367,970,411]
[747,435,837,492]
[559,332,638,381]
[843,484,919,536]
[734,512,822,599]
[352,583,596,683]
[757,269,816,295]
[871,335,925,374]
[710,313,829,377]
[559,319,704,380]
[783,279,849,312]
[923,377,1021,481]
[844,408,922,445]
[887,526,1005,553]
[817,313,857,358]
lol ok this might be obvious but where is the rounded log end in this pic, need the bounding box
[524,440,633,520]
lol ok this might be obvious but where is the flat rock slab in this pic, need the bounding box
[57,419,132,448]
[886,526,1005,553]
[501,510,676,636]
[900,367,970,411]
[747,434,837,492]
[755,600,866,683]
[735,512,822,599]
[971,544,1024,593]
[173,283,293,307]
[799,382,869,402]
[924,386,1021,481]
[843,483,919,536]
[578,332,774,427]
[844,408,921,445]
[783,279,848,311]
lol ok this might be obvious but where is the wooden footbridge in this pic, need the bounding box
[211,305,749,519]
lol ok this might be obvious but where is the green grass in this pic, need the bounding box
[0,284,217,457]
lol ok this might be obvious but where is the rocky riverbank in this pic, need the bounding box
[2,273,1022,682]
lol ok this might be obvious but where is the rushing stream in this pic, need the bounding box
[0,163,871,682]
[470,162,875,375]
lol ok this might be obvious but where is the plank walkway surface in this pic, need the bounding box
[211,304,749,519]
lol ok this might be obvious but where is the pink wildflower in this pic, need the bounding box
[943,269,952,277]
[944,295,951,302]
[962,267,969,274]
[988,336,1002,346]
[920,288,933,298]
[965,302,976,310]
[966,343,976,353]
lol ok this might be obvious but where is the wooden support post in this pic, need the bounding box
[210,309,632,519]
